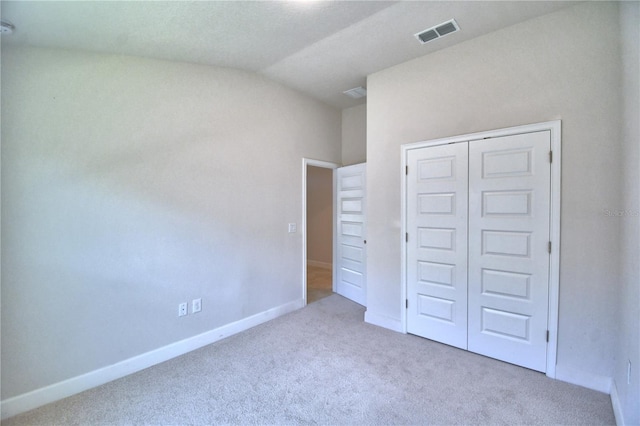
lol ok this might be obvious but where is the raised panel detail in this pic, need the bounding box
[342,244,363,262]
[418,295,455,322]
[341,268,362,288]
[481,308,530,341]
[336,162,366,307]
[341,174,363,190]
[342,222,363,238]
[418,193,455,215]
[418,156,455,180]
[418,227,455,251]
[482,231,531,257]
[482,149,532,178]
[418,261,454,287]
[481,269,530,299]
[342,198,362,213]
[483,191,532,216]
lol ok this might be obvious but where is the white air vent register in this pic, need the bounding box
[415,19,459,44]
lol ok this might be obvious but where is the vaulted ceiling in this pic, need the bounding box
[1,1,576,109]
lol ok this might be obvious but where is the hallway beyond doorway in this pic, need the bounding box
[307,265,332,303]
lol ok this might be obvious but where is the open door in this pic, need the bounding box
[336,163,367,306]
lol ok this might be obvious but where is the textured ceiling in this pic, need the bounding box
[1,1,576,109]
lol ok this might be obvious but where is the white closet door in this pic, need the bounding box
[336,163,366,306]
[407,143,469,349]
[467,131,551,372]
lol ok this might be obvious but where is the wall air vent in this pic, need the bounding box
[415,19,459,45]
[343,86,367,99]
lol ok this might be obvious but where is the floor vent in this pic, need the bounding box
[415,19,459,44]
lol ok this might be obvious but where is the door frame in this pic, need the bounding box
[400,120,561,378]
[302,158,339,306]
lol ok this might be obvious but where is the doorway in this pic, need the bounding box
[302,159,338,305]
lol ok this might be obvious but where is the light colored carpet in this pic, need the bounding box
[2,294,615,425]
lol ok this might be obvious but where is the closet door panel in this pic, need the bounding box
[406,143,468,349]
[467,131,551,372]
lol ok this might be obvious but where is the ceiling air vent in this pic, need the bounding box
[415,19,459,45]
[343,86,367,99]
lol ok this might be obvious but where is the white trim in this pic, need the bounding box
[307,260,332,270]
[401,121,562,378]
[400,146,408,333]
[555,364,613,394]
[0,298,304,421]
[610,380,625,426]
[546,120,562,378]
[403,121,561,150]
[364,310,404,333]
[302,158,339,305]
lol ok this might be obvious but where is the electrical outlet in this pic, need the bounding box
[628,360,632,385]
[192,298,202,313]
[288,223,297,233]
[178,302,188,317]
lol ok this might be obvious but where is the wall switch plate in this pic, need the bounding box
[192,298,202,313]
[178,302,188,317]
[288,223,297,233]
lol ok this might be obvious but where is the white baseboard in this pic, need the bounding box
[364,310,404,333]
[0,298,305,421]
[555,364,613,394]
[610,380,625,426]
[307,260,332,270]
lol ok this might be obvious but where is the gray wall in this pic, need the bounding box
[615,2,640,424]
[341,104,366,166]
[306,166,333,266]
[1,46,341,399]
[366,0,632,393]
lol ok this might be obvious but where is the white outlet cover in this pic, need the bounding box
[288,223,297,233]
[178,302,188,317]
[192,298,202,313]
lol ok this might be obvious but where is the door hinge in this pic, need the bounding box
[406,299,409,309]
[405,165,408,175]
[546,330,550,342]
[549,151,553,163]
[406,233,409,243]
[548,241,552,253]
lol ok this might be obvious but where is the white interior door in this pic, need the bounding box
[405,129,552,372]
[406,143,469,349]
[336,163,366,306]
[467,131,551,372]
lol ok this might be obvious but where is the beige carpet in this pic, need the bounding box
[2,294,615,425]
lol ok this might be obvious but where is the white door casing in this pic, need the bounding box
[402,121,561,375]
[406,143,469,349]
[336,163,367,306]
